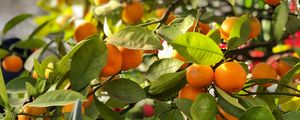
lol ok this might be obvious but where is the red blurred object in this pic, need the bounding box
[219,43,227,49]
[142,104,154,117]
[249,50,265,58]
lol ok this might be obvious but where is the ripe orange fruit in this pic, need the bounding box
[74,21,98,43]
[2,55,23,72]
[155,8,176,24]
[172,50,189,69]
[264,0,281,6]
[249,17,261,39]
[122,1,144,24]
[218,105,238,120]
[188,21,210,35]
[215,62,246,93]
[18,104,47,119]
[178,84,203,101]
[118,47,143,70]
[83,94,94,108]
[251,62,278,87]
[186,64,214,88]
[100,44,122,77]
[220,16,261,41]
[62,103,85,113]
[94,0,109,5]
[276,60,300,79]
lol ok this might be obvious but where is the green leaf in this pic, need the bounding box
[2,13,32,35]
[215,87,246,118]
[28,21,50,39]
[95,98,123,120]
[227,0,235,6]
[227,15,251,50]
[256,95,276,111]
[174,98,193,120]
[0,67,8,107]
[157,16,195,43]
[272,2,289,41]
[70,35,107,91]
[28,90,85,107]
[172,32,224,65]
[236,96,269,109]
[239,106,275,120]
[24,49,42,71]
[159,109,184,120]
[145,58,184,81]
[34,59,44,78]
[285,15,300,35]
[107,26,163,50]
[206,29,221,44]
[282,111,300,120]
[94,1,122,18]
[6,77,36,93]
[281,56,300,66]
[148,71,187,98]
[103,79,146,103]
[26,82,38,97]
[0,49,10,60]
[14,39,46,49]
[190,93,217,120]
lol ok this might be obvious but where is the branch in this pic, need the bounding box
[17,113,61,118]
[238,90,300,97]
[138,0,182,28]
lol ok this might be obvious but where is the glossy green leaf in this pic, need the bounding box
[190,93,217,120]
[14,39,46,49]
[215,87,246,118]
[2,13,32,35]
[107,26,163,50]
[0,49,10,60]
[94,1,122,18]
[28,20,50,39]
[206,29,221,44]
[239,106,275,120]
[0,68,8,107]
[95,98,123,120]
[172,32,224,65]
[28,90,85,107]
[24,49,42,71]
[282,111,300,120]
[103,79,146,103]
[272,2,289,41]
[26,82,38,97]
[145,58,184,81]
[6,77,36,93]
[174,98,193,120]
[148,71,187,98]
[236,96,269,109]
[227,15,251,50]
[70,35,107,90]
[157,15,195,43]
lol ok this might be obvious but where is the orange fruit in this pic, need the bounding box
[218,105,238,120]
[178,84,203,101]
[18,104,47,120]
[264,0,281,6]
[155,8,176,24]
[276,60,300,79]
[118,47,143,70]
[188,21,210,34]
[249,17,261,39]
[122,1,144,24]
[100,44,122,77]
[172,50,189,69]
[220,16,261,41]
[94,0,109,5]
[251,62,278,87]
[186,64,214,88]
[62,103,85,113]
[32,71,38,79]
[74,21,98,43]
[2,55,23,72]
[215,62,246,93]
[83,94,94,108]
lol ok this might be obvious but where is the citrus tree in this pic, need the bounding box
[1,0,300,119]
